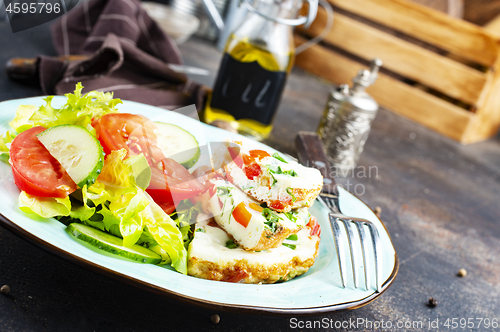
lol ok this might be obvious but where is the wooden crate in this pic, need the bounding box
[294,0,500,144]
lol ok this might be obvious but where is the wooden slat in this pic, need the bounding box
[294,36,474,141]
[327,0,499,66]
[300,9,488,105]
[484,13,500,38]
[463,56,500,143]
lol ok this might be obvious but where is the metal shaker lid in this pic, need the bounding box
[329,58,383,112]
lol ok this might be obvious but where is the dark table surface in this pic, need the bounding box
[1,20,500,332]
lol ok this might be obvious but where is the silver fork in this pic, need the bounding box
[295,132,382,292]
[318,190,382,292]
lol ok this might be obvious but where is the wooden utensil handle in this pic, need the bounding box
[5,56,89,81]
[295,131,337,195]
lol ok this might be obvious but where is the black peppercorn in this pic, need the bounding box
[427,297,438,308]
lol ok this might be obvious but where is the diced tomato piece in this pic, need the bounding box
[232,202,252,228]
[242,149,270,167]
[244,163,262,180]
[242,154,253,165]
[249,149,270,160]
[269,199,290,211]
[307,216,321,237]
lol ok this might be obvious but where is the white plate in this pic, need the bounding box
[0,97,398,315]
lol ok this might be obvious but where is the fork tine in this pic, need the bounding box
[341,218,359,289]
[367,222,382,293]
[329,214,346,288]
[324,197,336,211]
[355,221,370,291]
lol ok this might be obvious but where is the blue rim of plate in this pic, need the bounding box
[0,97,398,316]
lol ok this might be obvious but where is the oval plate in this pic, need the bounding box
[0,97,398,315]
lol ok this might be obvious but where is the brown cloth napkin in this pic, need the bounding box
[38,0,208,111]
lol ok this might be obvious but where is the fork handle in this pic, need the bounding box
[295,131,338,195]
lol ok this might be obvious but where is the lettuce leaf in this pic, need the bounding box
[8,83,121,138]
[19,191,71,218]
[0,130,16,156]
[86,149,187,272]
[8,104,38,134]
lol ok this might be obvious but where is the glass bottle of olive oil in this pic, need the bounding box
[204,0,301,141]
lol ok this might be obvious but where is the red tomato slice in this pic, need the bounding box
[94,114,204,204]
[96,113,164,164]
[232,202,252,228]
[9,126,77,198]
[156,198,176,215]
[148,158,204,198]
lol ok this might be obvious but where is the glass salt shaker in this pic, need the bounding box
[317,58,383,175]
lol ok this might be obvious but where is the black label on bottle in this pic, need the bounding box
[210,54,287,126]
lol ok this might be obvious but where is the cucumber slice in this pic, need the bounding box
[154,122,200,169]
[66,223,162,264]
[37,125,104,188]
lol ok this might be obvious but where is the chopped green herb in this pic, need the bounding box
[284,210,298,223]
[262,208,282,233]
[217,186,235,217]
[170,199,201,229]
[272,153,288,163]
[226,239,238,249]
[268,165,298,178]
[286,234,298,241]
[266,166,279,186]
[282,243,296,250]
[195,228,205,233]
[217,186,233,197]
[286,187,297,202]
